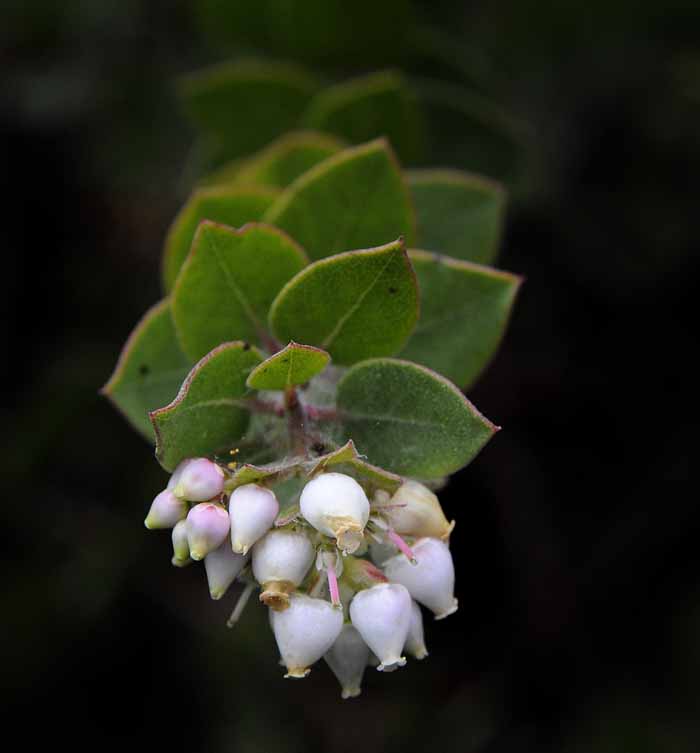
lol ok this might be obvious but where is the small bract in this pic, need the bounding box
[271,594,344,678]
[300,472,370,554]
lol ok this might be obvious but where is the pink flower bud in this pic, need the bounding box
[384,537,458,620]
[171,458,224,502]
[270,593,344,678]
[204,538,249,600]
[324,624,370,699]
[300,473,370,554]
[186,503,230,560]
[144,489,188,529]
[229,484,279,555]
[349,583,411,671]
[252,529,314,610]
[171,519,191,567]
[405,600,428,660]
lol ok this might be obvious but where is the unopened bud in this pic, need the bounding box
[186,503,230,560]
[405,600,428,660]
[171,458,225,501]
[385,481,454,540]
[145,489,187,529]
[171,519,191,566]
[252,529,314,611]
[229,484,279,555]
[300,473,370,554]
[324,624,370,699]
[349,583,411,671]
[384,537,458,620]
[270,593,344,678]
[204,539,249,600]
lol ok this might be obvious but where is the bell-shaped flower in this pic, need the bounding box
[186,503,230,560]
[144,489,188,530]
[171,519,191,567]
[384,481,454,541]
[349,582,411,671]
[300,473,370,554]
[324,624,370,699]
[405,600,428,660]
[270,593,344,678]
[170,458,224,502]
[252,529,314,610]
[229,484,279,555]
[384,537,458,620]
[204,538,249,600]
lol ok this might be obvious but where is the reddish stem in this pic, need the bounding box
[388,530,418,565]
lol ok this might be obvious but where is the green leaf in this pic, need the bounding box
[101,300,191,441]
[246,342,330,390]
[172,222,307,362]
[263,138,416,261]
[178,59,319,165]
[202,131,346,189]
[336,358,498,478]
[162,186,278,292]
[400,250,521,388]
[302,71,426,163]
[307,439,402,494]
[269,239,418,365]
[150,341,263,471]
[409,169,506,265]
[227,457,304,491]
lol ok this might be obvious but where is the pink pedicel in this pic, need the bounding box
[327,561,341,608]
[387,530,418,565]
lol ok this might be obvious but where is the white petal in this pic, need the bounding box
[324,624,370,699]
[270,594,343,678]
[384,537,458,619]
[349,583,411,671]
[229,484,279,554]
[204,539,249,600]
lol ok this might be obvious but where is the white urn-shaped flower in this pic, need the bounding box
[349,582,412,671]
[170,458,224,502]
[144,489,188,529]
[300,473,370,554]
[228,484,279,555]
[324,624,370,699]
[384,537,458,619]
[384,481,454,540]
[270,594,344,678]
[252,529,314,610]
[171,519,191,567]
[186,503,230,560]
[405,600,428,659]
[204,538,249,600]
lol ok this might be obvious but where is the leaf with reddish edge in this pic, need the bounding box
[336,358,499,478]
[246,342,330,390]
[150,341,263,471]
[101,299,190,440]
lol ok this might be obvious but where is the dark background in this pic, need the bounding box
[2,2,699,751]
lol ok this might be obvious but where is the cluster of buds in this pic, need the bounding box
[145,462,458,698]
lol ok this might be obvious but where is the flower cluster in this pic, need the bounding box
[145,459,458,698]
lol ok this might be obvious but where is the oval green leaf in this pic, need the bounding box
[246,342,330,390]
[400,250,521,388]
[336,358,498,478]
[101,299,191,440]
[150,341,264,471]
[172,221,307,362]
[263,138,416,261]
[162,186,279,291]
[178,60,319,165]
[269,239,418,365]
[302,71,426,163]
[409,169,506,265]
[202,131,346,189]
